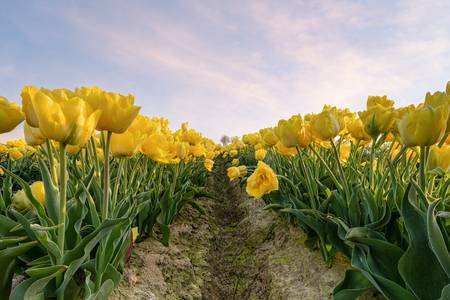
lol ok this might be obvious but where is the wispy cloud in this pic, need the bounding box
[1,0,450,141]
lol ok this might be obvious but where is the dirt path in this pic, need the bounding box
[112,161,381,300]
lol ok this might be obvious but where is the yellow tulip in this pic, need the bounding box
[227,166,241,181]
[175,142,190,160]
[227,165,247,181]
[358,96,397,139]
[30,181,45,205]
[242,133,261,146]
[424,92,450,133]
[111,115,150,157]
[132,227,139,243]
[21,86,40,127]
[275,141,297,156]
[310,108,343,141]
[231,158,240,166]
[141,133,179,164]
[428,145,450,171]
[66,144,83,155]
[9,147,23,160]
[246,161,279,199]
[260,128,278,147]
[31,91,101,145]
[346,118,370,143]
[24,123,45,146]
[76,86,141,133]
[339,143,351,163]
[229,150,238,157]
[398,103,448,147]
[204,159,214,172]
[274,115,303,148]
[0,96,24,134]
[255,149,267,161]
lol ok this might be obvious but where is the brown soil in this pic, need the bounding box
[112,162,382,300]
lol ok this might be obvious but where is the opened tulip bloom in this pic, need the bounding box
[246,161,279,199]
[111,115,150,157]
[398,103,448,147]
[204,159,214,172]
[30,91,101,145]
[0,96,24,134]
[358,96,397,139]
[24,122,45,146]
[76,86,141,133]
[310,108,343,141]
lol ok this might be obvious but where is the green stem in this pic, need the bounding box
[111,157,126,215]
[296,147,317,209]
[330,139,350,199]
[369,137,377,189]
[308,145,342,191]
[102,132,112,220]
[56,143,67,300]
[419,146,427,193]
[46,140,58,185]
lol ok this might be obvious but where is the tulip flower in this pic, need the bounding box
[398,103,448,147]
[0,96,24,134]
[255,148,267,161]
[30,91,101,146]
[231,158,240,166]
[358,96,397,140]
[275,115,303,148]
[111,115,150,157]
[227,165,247,181]
[260,128,278,147]
[24,122,45,146]
[310,108,343,141]
[9,147,23,160]
[204,159,214,172]
[21,86,40,127]
[76,86,141,134]
[428,145,450,171]
[346,118,370,143]
[246,161,279,199]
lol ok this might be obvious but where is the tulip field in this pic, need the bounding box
[2,83,450,300]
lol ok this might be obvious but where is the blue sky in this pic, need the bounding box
[1,0,450,142]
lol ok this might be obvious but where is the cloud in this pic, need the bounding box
[3,0,450,142]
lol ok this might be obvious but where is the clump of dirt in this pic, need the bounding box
[112,162,381,299]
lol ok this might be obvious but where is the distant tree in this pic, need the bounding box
[220,135,230,146]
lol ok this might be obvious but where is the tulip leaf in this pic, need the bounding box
[38,160,59,225]
[427,199,450,277]
[398,185,449,300]
[333,269,372,300]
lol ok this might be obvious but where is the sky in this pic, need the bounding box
[1,0,450,142]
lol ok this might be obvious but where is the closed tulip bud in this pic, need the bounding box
[12,190,32,211]
[66,144,82,155]
[31,91,101,145]
[76,87,141,133]
[238,165,247,177]
[398,103,449,147]
[310,108,343,141]
[0,96,24,134]
[30,181,45,205]
[339,143,351,163]
[246,161,279,199]
[24,123,45,146]
[255,148,267,161]
[358,96,397,140]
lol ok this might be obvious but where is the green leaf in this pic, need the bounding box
[333,269,372,300]
[427,199,450,278]
[398,184,449,300]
